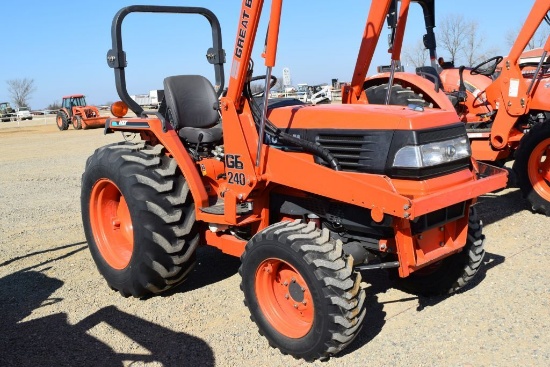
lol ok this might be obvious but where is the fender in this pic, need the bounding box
[105,117,210,210]
[363,72,456,111]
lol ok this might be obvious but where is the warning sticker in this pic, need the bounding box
[508,78,520,97]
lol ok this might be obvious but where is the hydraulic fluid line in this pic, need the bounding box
[244,67,340,171]
[527,50,548,96]
[256,66,273,167]
[385,60,398,105]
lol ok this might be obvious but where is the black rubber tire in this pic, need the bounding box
[73,115,82,130]
[56,111,69,131]
[240,220,366,361]
[513,122,550,216]
[81,141,200,298]
[391,207,485,296]
[365,83,429,107]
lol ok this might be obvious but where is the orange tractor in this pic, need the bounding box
[56,94,106,130]
[81,2,506,361]
[351,0,550,215]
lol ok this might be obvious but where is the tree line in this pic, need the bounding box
[403,13,550,69]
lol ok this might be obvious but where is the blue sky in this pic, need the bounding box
[0,1,536,109]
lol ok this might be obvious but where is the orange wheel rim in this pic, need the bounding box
[527,138,550,201]
[56,116,63,128]
[89,179,134,269]
[255,258,314,338]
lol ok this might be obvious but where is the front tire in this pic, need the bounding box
[240,221,366,361]
[392,207,485,296]
[365,83,429,107]
[81,141,200,297]
[513,122,550,216]
[73,115,82,129]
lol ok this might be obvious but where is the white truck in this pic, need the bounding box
[16,107,33,121]
[130,89,164,109]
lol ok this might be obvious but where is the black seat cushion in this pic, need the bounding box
[179,125,223,144]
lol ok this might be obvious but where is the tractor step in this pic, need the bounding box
[200,201,253,215]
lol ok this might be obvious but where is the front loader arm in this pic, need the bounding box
[343,0,392,103]
[485,0,550,150]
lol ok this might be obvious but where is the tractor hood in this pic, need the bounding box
[266,103,461,131]
[266,103,470,180]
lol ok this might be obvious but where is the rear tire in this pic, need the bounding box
[513,122,550,216]
[56,111,69,131]
[365,83,429,107]
[81,141,199,298]
[240,221,366,361]
[391,207,485,296]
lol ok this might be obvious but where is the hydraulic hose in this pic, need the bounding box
[276,131,341,171]
[244,77,341,171]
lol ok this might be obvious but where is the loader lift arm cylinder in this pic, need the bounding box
[256,0,283,170]
[349,0,392,101]
[385,0,411,105]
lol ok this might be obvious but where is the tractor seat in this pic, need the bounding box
[163,75,222,144]
[415,66,443,92]
[415,66,460,106]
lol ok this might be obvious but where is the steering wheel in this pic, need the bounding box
[470,56,503,76]
[249,75,278,97]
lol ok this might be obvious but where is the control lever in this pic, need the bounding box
[457,66,467,103]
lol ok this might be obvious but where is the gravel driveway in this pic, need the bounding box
[1,119,548,367]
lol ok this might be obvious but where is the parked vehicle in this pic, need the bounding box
[0,102,16,122]
[81,2,507,361]
[130,89,164,109]
[348,0,550,215]
[16,107,33,121]
[56,95,106,130]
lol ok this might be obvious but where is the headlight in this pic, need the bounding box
[393,136,471,168]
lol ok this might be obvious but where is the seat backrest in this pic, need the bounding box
[415,66,443,92]
[163,75,219,130]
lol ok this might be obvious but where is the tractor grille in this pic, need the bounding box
[315,131,392,173]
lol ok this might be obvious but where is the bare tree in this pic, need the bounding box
[250,83,264,95]
[437,14,468,64]
[274,77,283,91]
[506,22,550,50]
[6,78,36,108]
[249,75,282,95]
[437,14,496,67]
[403,39,428,70]
[464,22,486,67]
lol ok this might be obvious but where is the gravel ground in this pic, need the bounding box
[1,118,549,367]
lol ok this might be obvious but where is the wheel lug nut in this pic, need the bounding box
[302,300,307,305]
[294,304,298,308]
[283,281,288,286]
[285,294,289,299]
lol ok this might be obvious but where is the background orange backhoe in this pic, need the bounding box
[350,0,550,215]
[56,94,106,130]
